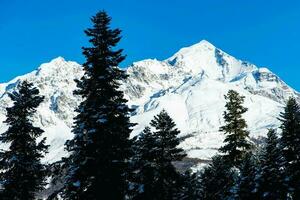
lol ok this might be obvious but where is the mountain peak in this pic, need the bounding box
[169,40,216,59]
[191,39,216,49]
[165,39,254,80]
[37,57,67,71]
[49,56,67,65]
[35,57,81,79]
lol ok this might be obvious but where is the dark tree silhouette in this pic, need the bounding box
[219,90,252,167]
[0,81,48,200]
[132,110,186,200]
[279,97,300,199]
[258,129,286,200]
[62,11,134,199]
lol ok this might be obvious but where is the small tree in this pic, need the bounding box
[177,170,201,200]
[219,90,252,167]
[199,155,237,200]
[258,129,286,200]
[132,110,186,200]
[279,97,300,199]
[0,81,48,200]
[130,127,157,200]
[237,152,260,200]
[150,110,186,199]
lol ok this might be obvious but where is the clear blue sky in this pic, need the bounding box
[1,0,300,90]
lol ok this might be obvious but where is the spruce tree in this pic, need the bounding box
[237,152,259,200]
[219,90,252,167]
[132,110,186,200]
[177,170,201,200]
[199,155,236,200]
[279,97,300,199]
[62,11,134,199]
[150,110,186,200]
[0,81,48,200]
[130,127,157,200]
[258,129,286,200]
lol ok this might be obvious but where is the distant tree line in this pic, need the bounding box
[0,10,299,200]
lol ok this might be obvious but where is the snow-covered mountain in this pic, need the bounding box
[0,40,298,162]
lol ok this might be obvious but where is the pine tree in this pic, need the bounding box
[132,110,186,200]
[177,170,201,200]
[279,97,300,199]
[258,129,286,200]
[219,90,252,167]
[130,127,157,200]
[150,110,186,200]
[199,155,237,200]
[0,81,48,200]
[237,152,260,200]
[62,11,134,199]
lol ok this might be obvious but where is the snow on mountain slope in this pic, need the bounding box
[0,40,298,162]
[0,57,83,162]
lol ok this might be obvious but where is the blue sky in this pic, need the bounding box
[1,0,300,90]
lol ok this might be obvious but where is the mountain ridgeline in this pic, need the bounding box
[0,40,298,162]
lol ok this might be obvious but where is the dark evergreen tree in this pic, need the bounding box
[62,11,134,199]
[149,110,186,200]
[258,129,286,200]
[0,81,48,200]
[177,170,201,200]
[279,97,300,199]
[219,90,252,167]
[199,155,236,200]
[130,127,157,200]
[132,110,186,200]
[237,152,260,200]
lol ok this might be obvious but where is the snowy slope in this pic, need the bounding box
[0,40,298,162]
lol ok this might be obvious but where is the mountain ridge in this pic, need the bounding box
[0,40,298,162]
